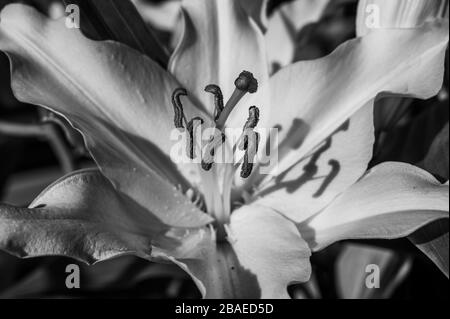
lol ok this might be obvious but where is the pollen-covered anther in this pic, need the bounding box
[239,106,260,150]
[201,132,226,171]
[244,106,260,129]
[240,154,254,178]
[172,88,188,129]
[234,71,258,94]
[240,131,260,178]
[186,117,204,159]
[205,84,224,121]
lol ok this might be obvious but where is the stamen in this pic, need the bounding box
[240,153,253,178]
[240,132,259,178]
[172,88,188,128]
[216,71,258,129]
[201,132,226,171]
[205,84,224,121]
[238,106,260,150]
[238,129,251,151]
[243,106,260,130]
[186,117,204,159]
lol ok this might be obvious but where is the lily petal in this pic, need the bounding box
[254,103,374,223]
[357,0,449,36]
[168,205,311,298]
[299,162,449,251]
[262,20,448,178]
[0,4,212,228]
[0,169,164,264]
[265,0,330,71]
[63,0,170,66]
[132,0,181,32]
[169,0,269,117]
[240,0,268,31]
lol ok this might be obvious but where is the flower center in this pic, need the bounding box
[171,71,260,240]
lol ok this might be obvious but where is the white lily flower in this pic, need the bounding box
[0,0,448,298]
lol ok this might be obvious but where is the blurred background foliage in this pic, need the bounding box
[0,0,448,299]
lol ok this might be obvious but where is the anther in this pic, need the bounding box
[238,106,260,150]
[243,106,260,130]
[186,117,204,159]
[238,129,252,151]
[237,106,259,151]
[240,132,259,178]
[240,153,254,178]
[216,71,258,129]
[205,84,224,121]
[172,88,188,129]
[201,132,226,171]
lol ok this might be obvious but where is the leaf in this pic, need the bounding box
[374,100,449,166]
[409,219,449,277]
[336,244,412,299]
[373,97,413,133]
[424,122,449,180]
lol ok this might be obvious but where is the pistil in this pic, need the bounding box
[215,71,258,130]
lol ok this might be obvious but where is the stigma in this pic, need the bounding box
[215,71,258,130]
